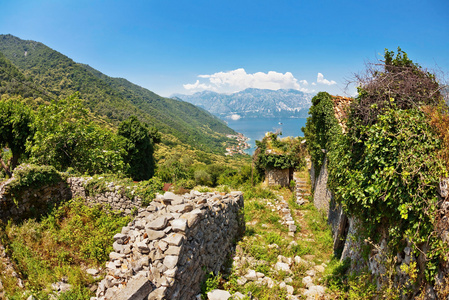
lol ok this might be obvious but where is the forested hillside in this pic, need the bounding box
[0,34,235,153]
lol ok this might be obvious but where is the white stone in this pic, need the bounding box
[265,277,275,289]
[294,256,304,264]
[236,277,247,285]
[86,268,99,276]
[245,269,258,281]
[136,242,149,252]
[109,252,125,260]
[314,265,325,273]
[163,255,178,269]
[302,276,313,288]
[306,269,316,277]
[304,285,325,298]
[171,219,187,232]
[163,233,184,246]
[275,262,291,273]
[147,216,168,230]
[232,292,245,299]
[207,289,231,300]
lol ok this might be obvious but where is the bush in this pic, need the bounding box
[5,164,64,196]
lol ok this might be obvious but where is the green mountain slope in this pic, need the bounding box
[0,34,235,153]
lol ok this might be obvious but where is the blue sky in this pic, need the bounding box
[1,0,448,97]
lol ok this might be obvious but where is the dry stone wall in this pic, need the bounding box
[0,175,144,222]
[0,179,71,222]
[68,177,143,214]
[95,190,244,300]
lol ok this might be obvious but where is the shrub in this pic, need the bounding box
[5,164,64,196]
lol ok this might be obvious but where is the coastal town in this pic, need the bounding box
[225,133,250,156]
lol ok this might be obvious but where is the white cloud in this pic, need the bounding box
[183,80,217,91]
[312,82,316,86]
[316,73,337,85]
[183,68,312,93]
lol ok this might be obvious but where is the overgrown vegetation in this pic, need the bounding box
[81,173,164,206]
[221,179,334,299]
[118,116,161,181]
[0,199,130,299]
[0,96,34,176]
[321,48,449,294]
[302,92,341,175]
[3,164,64,196]
[253,132,306,178]
[28,93,127,175]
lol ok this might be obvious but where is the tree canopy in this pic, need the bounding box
[0,96,34,176]
[28,93,126,175]
[118,116,161,181]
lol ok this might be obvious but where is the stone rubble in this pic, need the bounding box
[265,195,297,235]
[93,190,244,300]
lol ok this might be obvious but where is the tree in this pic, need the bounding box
[0,96,34,176]
[118,116,161,181]
[28,93,126,174]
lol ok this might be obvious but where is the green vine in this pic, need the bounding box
[302,92,342,176]
[326,48,448,285]
[253,132,305,174]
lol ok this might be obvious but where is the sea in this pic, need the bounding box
[225,117,308,155]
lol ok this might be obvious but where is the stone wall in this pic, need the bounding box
[95,191,244,300]
[68,177,143,214]
[265,168,291,187]
[0,172,245,300]
[0,179,71,222]
[312,156,332,214]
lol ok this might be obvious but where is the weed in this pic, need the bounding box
[201,271,222,298]
[1,198,130,298]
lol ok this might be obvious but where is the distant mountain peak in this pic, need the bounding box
[174,88,314,119]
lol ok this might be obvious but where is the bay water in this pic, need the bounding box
[225,117,308,155]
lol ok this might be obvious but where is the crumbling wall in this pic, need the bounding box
[68,177,143,214]
[0,179,71,222]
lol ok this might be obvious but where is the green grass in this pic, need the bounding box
[0,198,130,299]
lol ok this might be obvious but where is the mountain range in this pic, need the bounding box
[0,34,236,154]
[172,88,314,119]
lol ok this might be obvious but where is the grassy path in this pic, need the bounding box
[213,170,334,300]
